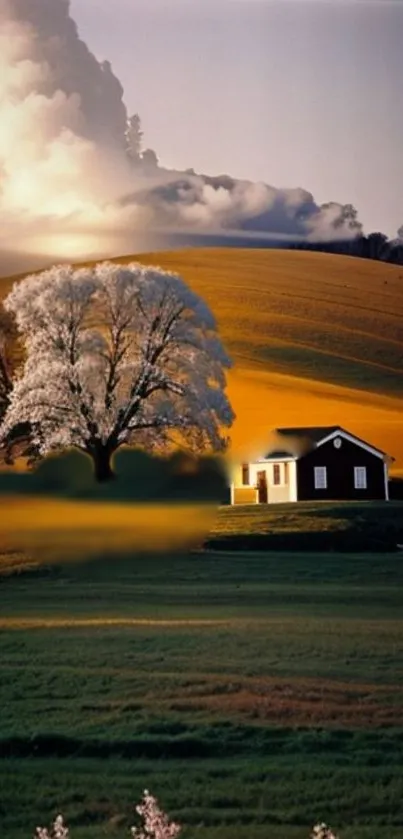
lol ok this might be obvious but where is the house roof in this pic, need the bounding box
[275,426,341,444]
[263,426,340,459]
[262,450,296,461]
[262,426,391,461]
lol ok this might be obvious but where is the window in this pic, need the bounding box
[354,466,367,489]
[242,464,250,485]
[314,466,327,489]
[283,462,289,485]
[272,464,281,485]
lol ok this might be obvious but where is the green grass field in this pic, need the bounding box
[1,246,403,836]
[1,541,403,839]
[207,500,403,552]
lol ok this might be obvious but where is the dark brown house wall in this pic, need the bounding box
[296,437,386,501]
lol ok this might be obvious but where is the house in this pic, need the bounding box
[230,426,393,505]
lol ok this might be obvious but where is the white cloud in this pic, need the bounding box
[0,0,363,273]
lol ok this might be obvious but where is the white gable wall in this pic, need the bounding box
[289,460,298,501]
[317,429,385,460]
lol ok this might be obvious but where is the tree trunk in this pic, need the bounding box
[92,446,115,482]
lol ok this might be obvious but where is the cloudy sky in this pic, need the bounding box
[1,0,402,276]
[70,0,403,238]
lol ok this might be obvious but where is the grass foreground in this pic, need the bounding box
[1,544,403,839]
[207,500,403,552]
[1,247,403,835]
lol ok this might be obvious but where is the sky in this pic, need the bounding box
[70,0,403,238]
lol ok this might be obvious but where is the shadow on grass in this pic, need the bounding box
[2,724,403,761]
[389,477,403,500]
[206,502,403,553]
[0,448,230,505]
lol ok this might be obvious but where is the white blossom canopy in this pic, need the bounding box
[1,261,235,459]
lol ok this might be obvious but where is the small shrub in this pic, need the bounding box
[34,815,69,839]
[131,790,181,839]
[33,791,342,839]
[33,791,181,839]
[311,823,339,839]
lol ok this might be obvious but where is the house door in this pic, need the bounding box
[257,470,268,503]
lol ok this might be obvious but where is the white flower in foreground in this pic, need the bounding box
[32,799,342,839]
[33,790,180,839]
[131,789,181,839]
[34,814,69,839]
[311,822,339,839]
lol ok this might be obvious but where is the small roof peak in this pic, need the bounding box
[275,425,341,441]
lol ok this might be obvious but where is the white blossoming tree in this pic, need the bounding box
[1,261,234,482]
[0,308,15,422]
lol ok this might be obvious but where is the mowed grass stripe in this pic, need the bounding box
[1,613,402,628]
[0,617,235,628]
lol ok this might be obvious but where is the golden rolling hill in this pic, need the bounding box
[2,248,403,472]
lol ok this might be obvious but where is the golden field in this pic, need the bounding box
[0,499,216,564]
[2,248,403,471]
[113,248,403,473]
